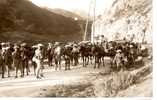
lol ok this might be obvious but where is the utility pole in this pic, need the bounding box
[83,0,96,42]
[91,0,96,43]
[83,0,92,41]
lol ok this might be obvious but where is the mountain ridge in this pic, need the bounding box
[0,0,83,42]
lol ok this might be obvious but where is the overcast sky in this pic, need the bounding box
[29,0,114,16]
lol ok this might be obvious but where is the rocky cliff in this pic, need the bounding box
[92,0,152,43]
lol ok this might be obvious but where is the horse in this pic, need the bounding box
[79,43,91,67]
[92,43,105,69]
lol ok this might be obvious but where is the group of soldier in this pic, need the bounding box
[0,42,43,79]
[0,40,148,79]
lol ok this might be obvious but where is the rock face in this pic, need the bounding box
[92,0,152,43]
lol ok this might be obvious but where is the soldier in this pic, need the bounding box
[32,44,44,79]
[63,45,71,70]
[72,44,79,66]
[127,45,135,68]
[53,42,62,70]
[47,43,53,66]
[20,43,30,77]
[1,44,12,78]
[54,42,60,48]
[113,49,125,71]
[0,43,5,78]
[12,45,22,78]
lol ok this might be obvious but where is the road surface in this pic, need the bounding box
[0,62,109,97]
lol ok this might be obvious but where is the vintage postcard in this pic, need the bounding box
[0,0,154,99]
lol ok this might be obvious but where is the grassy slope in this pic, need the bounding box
[0,0,83,42]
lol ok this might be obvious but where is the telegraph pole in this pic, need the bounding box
[84,0,96,42]
[84,0,92,41]
[91,0,96,43]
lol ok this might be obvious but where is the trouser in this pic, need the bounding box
[1,63,11,78]
[116,62,124,71]
[14,59,22,77]
[34,59,43,78]
[48,56,53,66]
[73,54,79,66]
[65,56,71,70]
[54,56,61,70]
[21,59,29,76]
[0,60,4,78]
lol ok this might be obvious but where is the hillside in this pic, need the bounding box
[93,0,152,43]
[0,0,83,42]
[46,8,92,41]
[45,8,84,20]
[71,9,91,20]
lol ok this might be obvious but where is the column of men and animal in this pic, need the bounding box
[0,40,149,79]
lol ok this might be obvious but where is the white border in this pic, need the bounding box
[0,0,156,100]
[153,0,157,100]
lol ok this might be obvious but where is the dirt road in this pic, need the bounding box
[0,57,152,97]
[0,63,107,97]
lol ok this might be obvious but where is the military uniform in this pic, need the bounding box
[63,45,71,70]
[12,46,22,78]
[72,45,79,66]
[33,44,44,79]
[113,50,125,71]
[1,46,12,78]
[20,44,30,77]
[53,43,62,70]
[47,43,53,66]
[0,49,3,77]
[127,45,135,67]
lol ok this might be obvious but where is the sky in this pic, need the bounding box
[29,0,114,16]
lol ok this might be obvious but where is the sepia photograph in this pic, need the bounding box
[0,0,154,98]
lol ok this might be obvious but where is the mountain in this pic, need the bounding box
[92,0,152,43]
[71,9,92,20]
[0,0,83,42]
[45,8,92,41]
[45,8,84,20]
